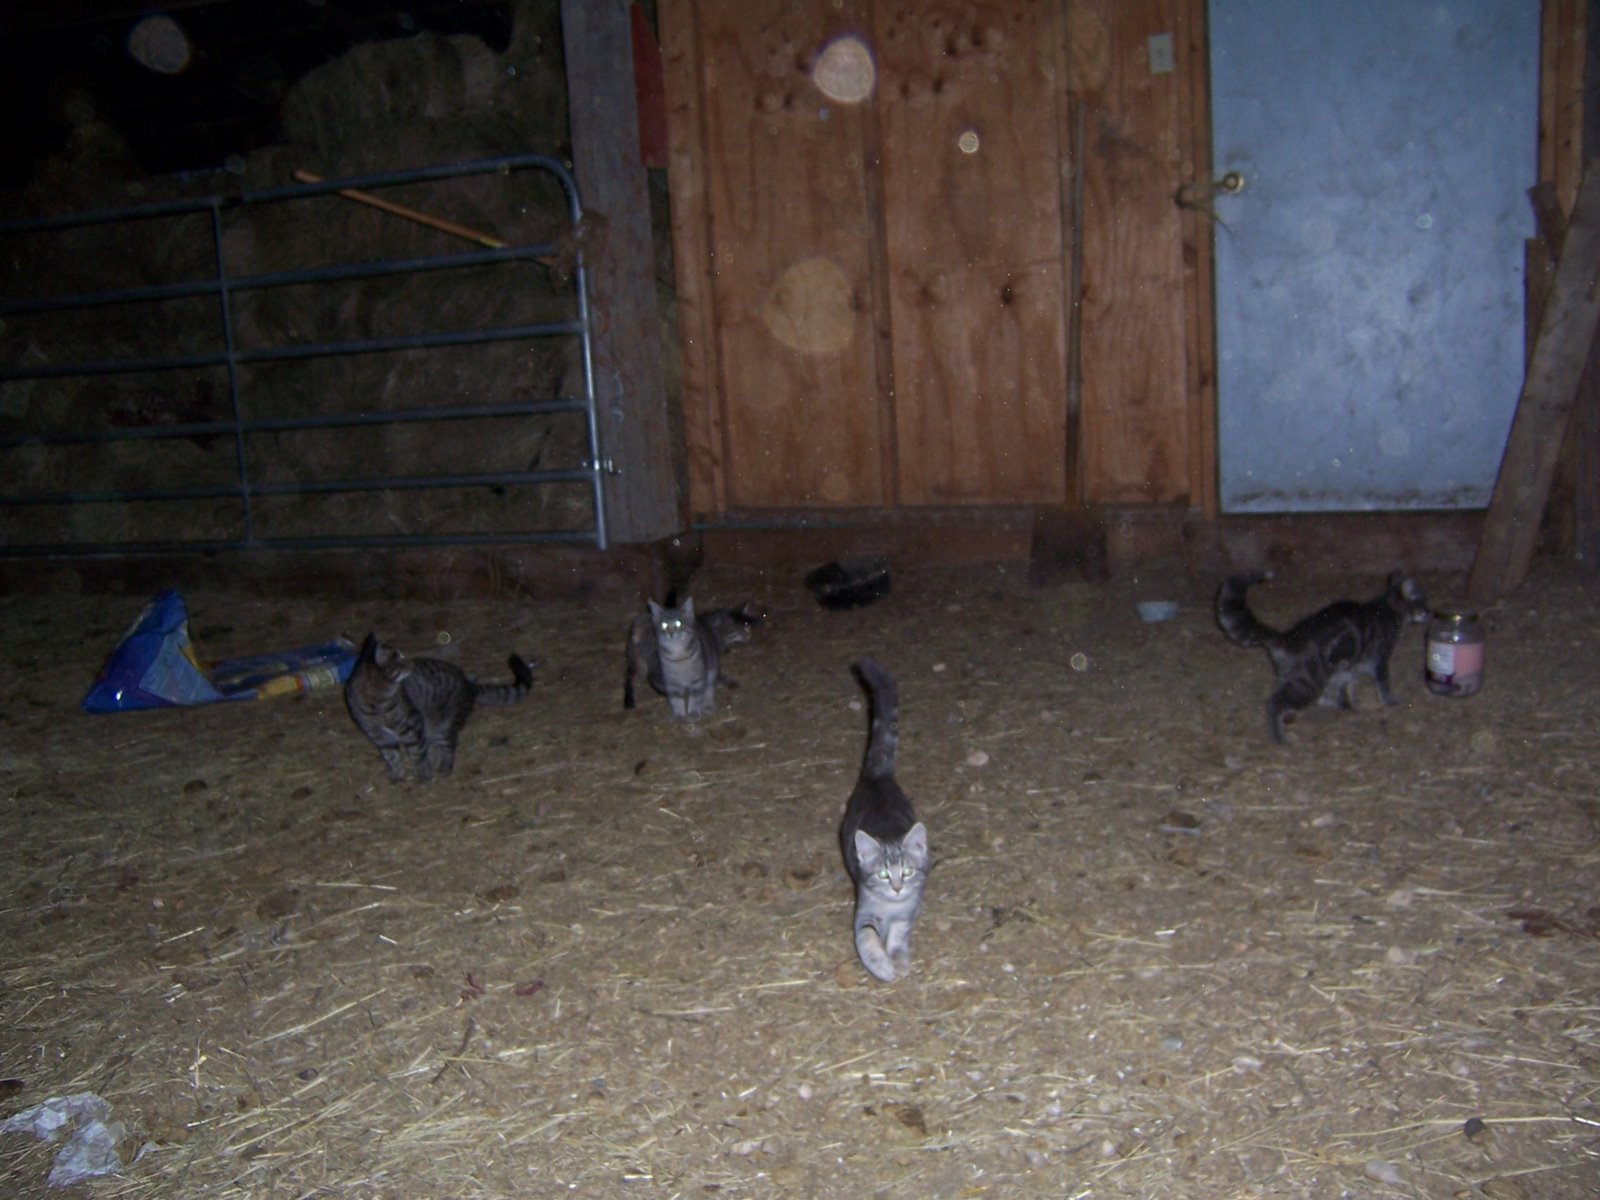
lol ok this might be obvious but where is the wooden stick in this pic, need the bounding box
[1468,159,1600,600]
[292,168,507,249]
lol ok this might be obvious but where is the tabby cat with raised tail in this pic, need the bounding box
[1216,569,1429,743]
[840,658,929,983]
[623,596,762,720]
[345,633,534,780]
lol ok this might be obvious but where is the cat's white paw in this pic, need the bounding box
[856,927,898,982]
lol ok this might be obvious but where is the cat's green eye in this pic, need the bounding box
[877,868,890,879]
[902,866,915,877]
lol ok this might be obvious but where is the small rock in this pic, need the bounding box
[782,863,819,890]
[1463,1116,1493,1147]
[1230,1054,1262,1073]
[1363,1160,1403,1186]
[892,1103,928,1136]
[1385,945,1417,965]
[1159,810,1201,835]
[1480,1177,1530,1200]
[1069,652,1089,672]
[966,749,990,767]
[932,662,947,673]
[255,889,299,920]
[1385,888,1415,908]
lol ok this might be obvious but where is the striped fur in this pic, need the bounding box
[1216,570,1428,743]
[622,597,762,719]
[344,632,533,780]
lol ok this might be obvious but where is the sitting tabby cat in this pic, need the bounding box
[1216,569,1429,743]
[840,658,929,983]
[623,596,762,719]
[345,632,535,780]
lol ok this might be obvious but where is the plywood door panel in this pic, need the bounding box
[693,1,885,509]
[1069,0,1192,504]
[875,1,1070,505]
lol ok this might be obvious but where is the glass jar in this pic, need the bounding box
[1424,612,1485,697]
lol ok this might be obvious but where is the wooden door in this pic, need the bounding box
[677,0,886,510]
[1068,0,1198,505]
[875,2,1070,504]
[664,0,1202,517]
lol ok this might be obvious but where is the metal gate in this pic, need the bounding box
[0,153,609,556]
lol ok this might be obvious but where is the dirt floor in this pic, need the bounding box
[1,559,1597,1199]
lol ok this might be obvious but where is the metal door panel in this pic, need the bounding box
[1210,0,1538,512]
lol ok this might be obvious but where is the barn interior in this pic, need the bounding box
[1,3,1597,1198]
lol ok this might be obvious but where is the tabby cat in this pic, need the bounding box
[1216,569,1429,743]
[840,658,929,983]
[345,632,534,780]
[622,597,761,719]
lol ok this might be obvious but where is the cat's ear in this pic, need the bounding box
[854,829,883,869]
[902,822,929,860]
[359,631,378,658]
[648,600,663,619]
[682,596,695,618]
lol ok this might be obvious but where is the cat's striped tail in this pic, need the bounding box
[476,654,536,706]
[1215,570,1279,648]
[852,657,899,782]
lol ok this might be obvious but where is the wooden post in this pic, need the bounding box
[560,0,681,544]
[1468,159,1600,600]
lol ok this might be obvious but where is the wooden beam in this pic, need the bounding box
[1176,0,1218,518]
[560,0,681,544]
[658,0,723,518]
[1468,159,1600,599]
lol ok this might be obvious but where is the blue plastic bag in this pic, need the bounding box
[81,589,355,713]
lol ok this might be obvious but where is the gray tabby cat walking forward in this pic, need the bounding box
[840,658,929,983]
[1216,570,1428,743]
[345,633,535,780]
